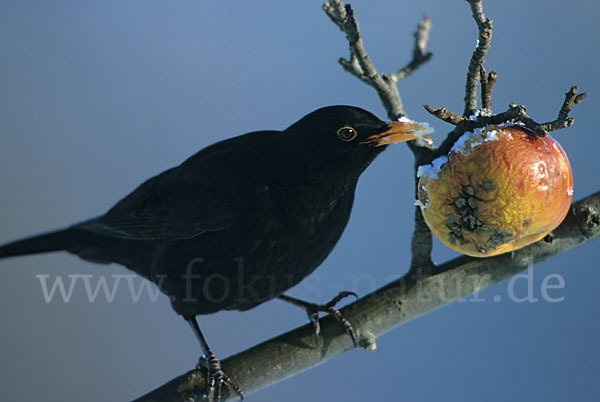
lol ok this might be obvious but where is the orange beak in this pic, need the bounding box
[362,120,433,146]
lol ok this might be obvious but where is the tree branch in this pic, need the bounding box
[135,191,600,401]
[322,0,432,122]
[425,85,588,149]
[388,16,433,83]
[479,65,497,114]
[463,0,493,117]
[324,0,437,275]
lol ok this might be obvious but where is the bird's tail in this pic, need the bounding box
[0,228,77,259]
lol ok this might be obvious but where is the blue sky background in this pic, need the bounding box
[1,1,599,401]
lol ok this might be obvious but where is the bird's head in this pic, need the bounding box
[284,105,433,179]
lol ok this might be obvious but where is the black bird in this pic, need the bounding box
[0,105,431,400]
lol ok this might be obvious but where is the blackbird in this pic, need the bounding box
[0,105,431,400]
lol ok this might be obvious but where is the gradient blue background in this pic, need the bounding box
[1,1,599,401]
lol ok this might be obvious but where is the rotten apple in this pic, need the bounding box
[417,124,573,257]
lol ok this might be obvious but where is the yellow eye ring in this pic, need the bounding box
[337,126,357,141]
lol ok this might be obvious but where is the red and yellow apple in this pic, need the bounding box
[417,124,573,257]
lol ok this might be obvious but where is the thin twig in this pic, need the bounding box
[414,16,431,59]
[324,0,405,119]
[464,0,493,117]
[136,192,600,401]
[558,86,588,120]
[389,16,433,83]
[408,204,434,275]
[425,85,588,146]
[322,1,342,29]
[323,0,432,122]
[479,65,497,113]
[423,105,468,126]
[338,54,370,85]
[482,90,587,137]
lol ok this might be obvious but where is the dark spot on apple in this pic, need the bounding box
[455,197,467,209]
[480,230,512,250]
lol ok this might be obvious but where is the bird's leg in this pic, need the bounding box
[186,317,244,402]
[278,291,359,347]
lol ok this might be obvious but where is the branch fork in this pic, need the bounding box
[323,0,432,121]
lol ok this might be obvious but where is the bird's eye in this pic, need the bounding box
[337,126,357,141]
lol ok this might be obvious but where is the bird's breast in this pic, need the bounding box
[266,182,356,259]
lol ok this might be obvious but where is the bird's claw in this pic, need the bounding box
[195,354,243,402]
[280,291,359,347]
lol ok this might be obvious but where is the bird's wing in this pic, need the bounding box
[76,133,277,240]
[75,168,233,240]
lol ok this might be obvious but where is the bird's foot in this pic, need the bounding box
[279,291,359,347]
[195,353,243,402]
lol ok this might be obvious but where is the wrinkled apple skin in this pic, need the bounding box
[417,124,573,257]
